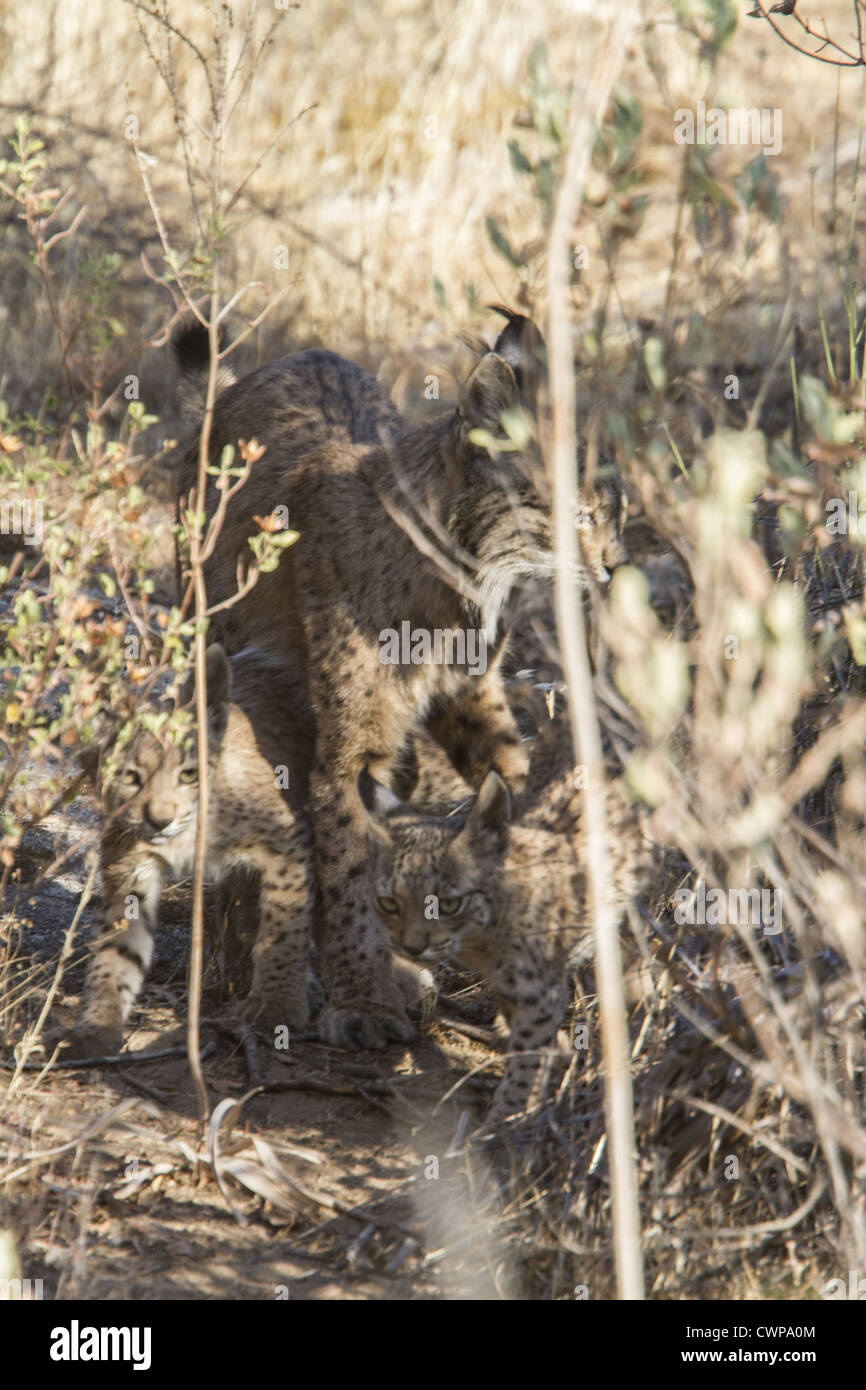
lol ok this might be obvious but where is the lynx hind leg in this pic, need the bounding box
[291,637,415,1049]
[313,782,415,1051]
[238,819,317,1036]
[66,855,163,1059]
[216,863,260,999]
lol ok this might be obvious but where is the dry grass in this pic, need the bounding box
[0,0,859,399]
[2,0,866,1301]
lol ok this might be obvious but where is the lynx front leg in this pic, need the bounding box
[426,662,529,794]
[298,610,415,1049]
[67,854,164,1058]
[484,971,567,1126]
[312,765,414,1050]
[238,818,316,1035]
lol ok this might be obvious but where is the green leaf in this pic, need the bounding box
[508,140,533,175]
[609,85,643,146]
[467,425,520,454]
[844,613,866,666]
[686,152,737,209]
[499,408,531,450]
[733,153,781,224]
[269,529,300,548]
[139,709,169,735]
[799,374,863,445]
[528,41,566,144]
[711,0,738,48]
[642,336,667,393]
[432,275,447,312]
[485,216,522,268]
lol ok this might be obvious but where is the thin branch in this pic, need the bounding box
[547,7,643,1301]
[750,0,866,66]
[224,103,317,214]
[218,286,291,356]
[132,142,208,328]
[214,281,264,324]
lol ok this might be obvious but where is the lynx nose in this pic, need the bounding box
[605,537,629,572]
[402,941,425,958]
[145,803,175,832]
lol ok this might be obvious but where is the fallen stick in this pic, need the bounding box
[2,1041,217,1072]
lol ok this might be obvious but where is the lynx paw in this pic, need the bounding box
[55,1022,124,1061]
[318,1002,415,1051]
[392,958,438,1022]
[240,991,310,1035]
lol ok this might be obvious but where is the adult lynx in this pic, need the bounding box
[174,313,628,1050]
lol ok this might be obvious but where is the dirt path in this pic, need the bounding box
[2,796,515,1300]
[5,1021,512,1300]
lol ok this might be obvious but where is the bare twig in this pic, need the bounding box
[547,7,643,1301]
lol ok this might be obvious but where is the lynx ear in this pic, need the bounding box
[358,766,405,824]
[461,770,511,852]
[80,712,114,783]
[177,644,232,710]
[489,307,547,401]
[457,352,520,438]
[205,643,232,708]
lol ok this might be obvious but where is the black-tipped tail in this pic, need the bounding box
[171,318,237,424]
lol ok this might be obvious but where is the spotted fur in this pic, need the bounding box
[360,764,652,1123]
[66,645,315,1058]
[173,315,629,1051]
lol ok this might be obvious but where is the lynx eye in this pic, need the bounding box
[438,896,462,916]
[376,895,401,916]
[178,767,198,785]
[119,769,141,787]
